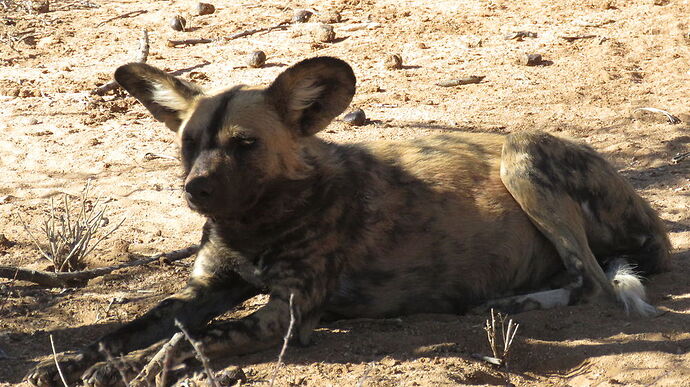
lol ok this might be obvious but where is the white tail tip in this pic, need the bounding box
[607,260,659,317]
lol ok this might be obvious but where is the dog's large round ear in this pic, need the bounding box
[265,57,356,137]
[114,63,203,132]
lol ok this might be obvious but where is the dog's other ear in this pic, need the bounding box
[114,63,203,132]
[265,56,356,137]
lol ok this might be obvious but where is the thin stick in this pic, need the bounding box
[635,107,681,124]
[167,38,214,47]
[99,343,131,386]
[49,335,69,387]
[157,347,174,387]
[97,10,148,27]
[130,333,184,387]
[17,212,51,263]
[93,29,149,95]
[269,293,295,387]
[174,320,219,387]
[224,23,290,40]
[560,34,597,42]
[0,245,199,288]
[355,362,375,387]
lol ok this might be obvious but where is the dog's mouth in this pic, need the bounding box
[185,193,212,215]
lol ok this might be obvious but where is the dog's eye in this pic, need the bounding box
[238,137,257,147]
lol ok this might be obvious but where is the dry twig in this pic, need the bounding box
[130,333,184,387]
[481,309,519,385]
[269,293,296,387]
[98,343,131,386]
[483,308,519,366]
[175,320,219,387]
[49,335,69,387]
[560,34,597,42]
[635,107,681,124]
[93,29,149,95]
[0,245,199,287]
[435,76,485,87]
[97,10,148,27]
[167,38,214,47]
[671,151,690,164]
[224,22,290,40]
[355,362,375,387]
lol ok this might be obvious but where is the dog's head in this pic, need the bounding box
[115,57,356,217]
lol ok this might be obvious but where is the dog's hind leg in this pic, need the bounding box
[499,131,667,316]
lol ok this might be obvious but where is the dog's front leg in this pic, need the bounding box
[26,241,260,387]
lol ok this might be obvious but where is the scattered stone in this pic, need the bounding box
[384,54,403,70]
[170,15,186,31]
[196,2,215,15]
[217,366,247,386]
[31,0,49,13]
[435,76,485,87]
[22,117,40,125]
[596,0,617,9]
[519,53,543,66]
[312,24,335,42]
[460,35,483,48]
[0,234,16,248]
[343,109,366,126]
[291,9,313,23]
[319,10,342,23]
[417,42,428,49]
[247,50,266,68]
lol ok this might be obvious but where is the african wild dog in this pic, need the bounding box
[28,57,670,385]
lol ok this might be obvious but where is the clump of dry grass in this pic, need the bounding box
[484,308,520,367]
[481,308,520,386]
[18,181,124,272]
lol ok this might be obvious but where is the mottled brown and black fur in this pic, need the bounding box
[27,57,670,386]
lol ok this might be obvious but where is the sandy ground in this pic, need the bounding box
[1,0,689,385]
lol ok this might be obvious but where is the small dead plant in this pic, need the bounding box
[18,181,124,272]
[484,308,519,367]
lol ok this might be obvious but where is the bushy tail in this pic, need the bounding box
[606,259,659,317]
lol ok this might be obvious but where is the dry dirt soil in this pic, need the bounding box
[1,0,690,386]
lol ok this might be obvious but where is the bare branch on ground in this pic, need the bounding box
[0,245,199,288]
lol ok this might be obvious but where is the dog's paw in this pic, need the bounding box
[81,354,146,387]
[25,351,88,387]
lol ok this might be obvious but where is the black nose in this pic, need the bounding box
[184,176,213,203]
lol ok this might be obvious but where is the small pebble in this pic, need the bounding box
[384,54,403,70]
[217,367,247,386]
[197,2,215,15]
[170,15,186,31]
[0,233,16,248]
[312,24,335,42]
[319,10,342,23]
[417,42,428,49]
[520,53,543,66]
[32,1,49,13]
[248,50,266,68]
[343,109,366,126]
[291,9,313,23]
